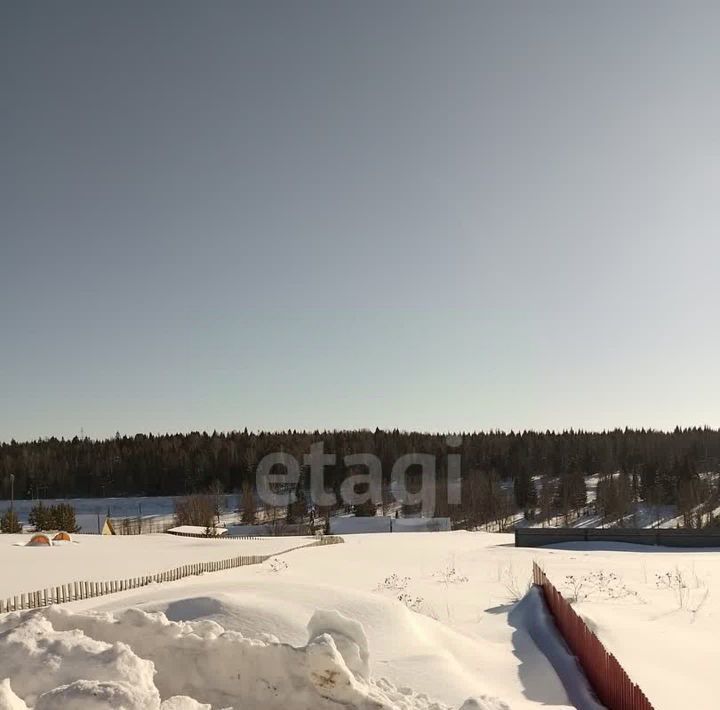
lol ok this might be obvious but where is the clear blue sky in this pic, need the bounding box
[2,1,720,441]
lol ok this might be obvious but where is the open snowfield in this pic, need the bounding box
[1,531,719,709]
[0,534,301,600]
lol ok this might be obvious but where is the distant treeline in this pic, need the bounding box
[1,427,720,528]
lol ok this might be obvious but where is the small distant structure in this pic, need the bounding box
[74,514,116,535]
[27,533,52,546]
[52,531,72,542]
[101,518,116,536]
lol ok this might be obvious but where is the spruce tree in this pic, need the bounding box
[51,503,80,532]
[0,509,21,533]
[355,497,378,517]
[28,501,52,531]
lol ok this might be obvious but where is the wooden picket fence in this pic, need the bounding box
[0,536,344,614]
[166,530,264,539]
[533,562,654,710]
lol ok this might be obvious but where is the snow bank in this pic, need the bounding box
[307,609,370,679]
[0,614,159,708]
[0,607,494,710]
[510,589,604,710]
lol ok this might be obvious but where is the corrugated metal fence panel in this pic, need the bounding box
[533,562,655,710]
[517,528,720,548]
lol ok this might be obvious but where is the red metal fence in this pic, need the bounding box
[532,562,654,710]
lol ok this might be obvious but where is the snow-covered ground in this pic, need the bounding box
[1,531,719,709]
[0,534,302,600]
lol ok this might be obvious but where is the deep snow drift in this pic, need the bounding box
[0,606,503,710]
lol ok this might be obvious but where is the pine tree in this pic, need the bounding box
[241,482,258,524]
[286,487,306,523]
[50,503,80,532]
[355,497,378,517]
[28,501,52,531]
[526,477,538,509]
[513,472,534,508]
[616,471,634,525]
[538,477,556,525]
[573,471,588,509]
[0,509,21,533]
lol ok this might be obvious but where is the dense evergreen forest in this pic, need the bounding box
[2,428,720,529]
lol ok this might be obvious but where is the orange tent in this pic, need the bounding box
[28,533,51,546]
[53,531,71,542]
